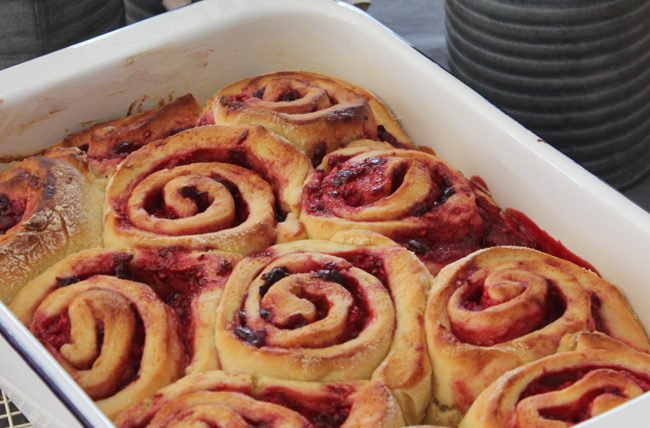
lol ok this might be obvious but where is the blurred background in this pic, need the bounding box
[0,0,648,212]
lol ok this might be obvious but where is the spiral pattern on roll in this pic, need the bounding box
[215,230,432,424]
[202,71,413,165]
[104,125,312,254]
[301,143,541,274]
[10,247,240,419]
[460,332,650,428]
[424,246,649,425]
[115,370,404,428]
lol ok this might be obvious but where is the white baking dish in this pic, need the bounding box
[1,0,649,426]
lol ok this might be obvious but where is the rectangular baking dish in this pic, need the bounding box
[1,0,649,426]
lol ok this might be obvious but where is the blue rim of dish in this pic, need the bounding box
[0,319,93,427]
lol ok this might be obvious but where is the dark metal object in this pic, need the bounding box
[0,0,125,70]
[446,0,650,189]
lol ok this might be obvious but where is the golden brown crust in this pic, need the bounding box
[204,71,413,164]
[114,370,405,428]
[103,125,312,255]
[10,246,240,419]
[52,94,201,177]
[214,230,432,424]
[0,149,104,304]
[424,247,649,423]
[460,333,650,428]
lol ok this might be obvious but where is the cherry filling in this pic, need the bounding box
[393,234,482,272]
[0,193,24,235]
[259,385,352,428]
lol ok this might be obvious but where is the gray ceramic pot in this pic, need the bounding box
[0,0,125,70]
[446,0,650,188]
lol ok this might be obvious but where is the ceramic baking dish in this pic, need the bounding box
[1,0,649,426]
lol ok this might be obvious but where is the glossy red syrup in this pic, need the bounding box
[505,208,599,274]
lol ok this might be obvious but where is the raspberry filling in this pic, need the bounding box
[32,307,145,400]
[340,251,388,288]
[236,260,371,348]
[448,264,567,346]
[259,385,353,428]
[142,175,248,226]
[504,208,598,274]
[55,253,133,288]
[127,249,233,363]
[519,367,650,423]
[302,157,597,275]
[112,142,297,231]
[51,249,232,368]
[537,387,625,423]
[521,367,650,399]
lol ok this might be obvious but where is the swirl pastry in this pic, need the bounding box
[10,246,240,419]
[115,370,404,427]
[301,143,537,274]
[215,230,432,424]
[461,332,650,428]
[201,71,413,165]
[0,148,104,304]
[424,246,649,426]
[52,94,201,177]
[104,125,312,254]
